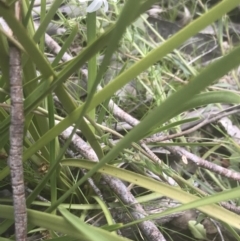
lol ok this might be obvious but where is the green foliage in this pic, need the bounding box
[0,0,240,240]
[188,221,207,240]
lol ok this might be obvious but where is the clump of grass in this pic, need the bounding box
[1,1,240,241]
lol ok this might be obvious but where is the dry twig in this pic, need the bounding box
[8,2,27,241]
[167,146,240,181]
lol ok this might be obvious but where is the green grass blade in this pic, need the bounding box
[58,206,127,241]
[51,24,78,67]
[0,205,132,240]
[181,91,240,111]
[61,159,240,230]
[33,0,64,43]
[92,196,116,228]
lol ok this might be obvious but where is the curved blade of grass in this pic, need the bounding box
[181,91,240,110]
[148,91,240,136]
[58,206,130,241]
[0,205,131,241]
[92,196,116,231]
[61,159,240,230]
[150,90,240,133]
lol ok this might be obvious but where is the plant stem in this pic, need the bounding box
[87,11,97,131]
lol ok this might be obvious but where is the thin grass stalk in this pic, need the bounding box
[39,0,46,52]
[48,95,57,215]
[87,10,97,131]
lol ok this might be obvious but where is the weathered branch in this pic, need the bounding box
[8,1,27,241]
